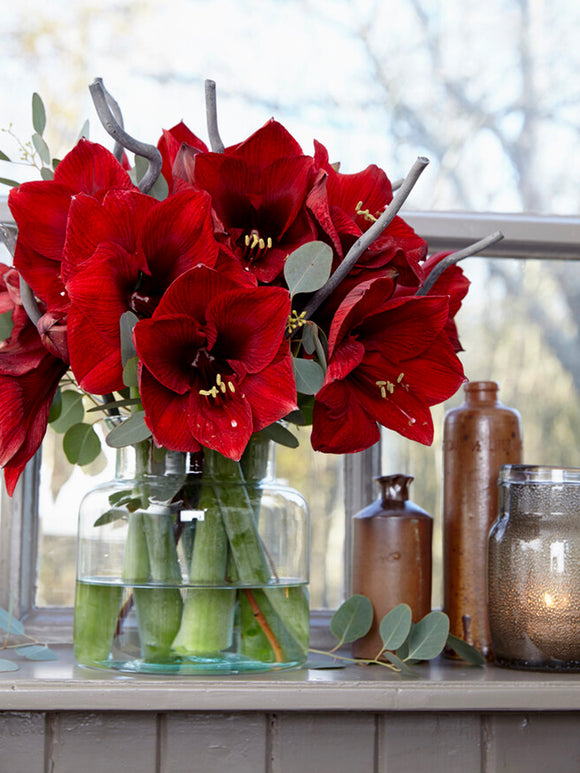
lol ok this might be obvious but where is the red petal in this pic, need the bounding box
[140,367,201,453]
[67,306,124,394]
[187,386,253,461]
[53,138,134,196]
[311,382,381,454]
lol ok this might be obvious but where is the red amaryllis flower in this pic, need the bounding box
[133,264,297,460]
[0,266,67,496]
[311,276,466,454]
[64,188,222,395]
[157,121,208,193]
[308,141,427,287]
[174,119,318,283]
[8,138,135,316]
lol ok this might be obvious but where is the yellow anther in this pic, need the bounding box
[355,201,379,224]
[199,386,219,399]
[267,237,273,249]
[219,382,227,394]
[258,238,265,250]
[228,381,236,393]
[216,374,222,386]
[251,233,259,249]
[397,372,404,383]
[244,234,250,247]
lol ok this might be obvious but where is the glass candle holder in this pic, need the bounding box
[488,465,580,672]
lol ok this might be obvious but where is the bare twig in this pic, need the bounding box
[205,80,225,153]
[416,230,504,296]
[89,78,162,194]
[19,275,42,325]
[303,156,430,318]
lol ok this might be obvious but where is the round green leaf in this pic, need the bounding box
[120,311,139,366]
[379,603,413,652]
[0,608,25,636]
[40,166,54,181]
[105,411,152,448]
[122,356,139,388]
[63,423,102,466]
[14,644,58,661]
[48,388,62,423]
[0,659,19,672]
[381,650,418,676]
[0,177,20,188]
[406,611,450,661]
[446,633,486,666]
[259,422,300,448]
[0,309,14,342]
[293,357,324,395]
[0,149,11,162]
[50,390,84,433]
[330,594,373,644]
[32,132,51,166]
[32,92,46,135]
[284,241,333,296]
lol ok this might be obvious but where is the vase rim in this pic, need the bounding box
[500,464,580,484]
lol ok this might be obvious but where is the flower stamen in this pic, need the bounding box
[286,309,307,334]
[243,229,273,265]
[199,372,236,399]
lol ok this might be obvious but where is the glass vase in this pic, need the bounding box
[73,435,310,674]
[488,465,580,672]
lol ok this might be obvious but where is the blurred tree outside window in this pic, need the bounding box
[0,0,579,614]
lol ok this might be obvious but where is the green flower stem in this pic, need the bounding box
[122,440,183,662]
[171,440,275,657]
[172,482,236,655]
[73,582,122,665]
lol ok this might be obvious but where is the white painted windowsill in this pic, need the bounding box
[2,645,580,714]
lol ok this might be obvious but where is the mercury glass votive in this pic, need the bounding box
[488,465,580,671]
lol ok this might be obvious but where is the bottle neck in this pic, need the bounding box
[463,380,500,406]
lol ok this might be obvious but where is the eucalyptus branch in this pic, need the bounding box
[19,275,42,325]
[416,230,504,296]
[98,82,125,164]
[303,156,429,319]
[89,78,162,194]
[205,79,225,153]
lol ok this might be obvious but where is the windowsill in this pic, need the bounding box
[2,644,580,713]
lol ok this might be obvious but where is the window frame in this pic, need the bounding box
[2,199,580,642]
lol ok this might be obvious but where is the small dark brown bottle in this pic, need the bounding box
[443,380,523,660]
[351,475,432,660]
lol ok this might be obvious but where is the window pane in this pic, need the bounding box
[1,0,578,214]
[382,255,580,608]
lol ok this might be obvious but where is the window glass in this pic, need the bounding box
[2,0,579,612]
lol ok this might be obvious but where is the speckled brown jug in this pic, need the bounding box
[351,475,432,660]
[442,381,523,660]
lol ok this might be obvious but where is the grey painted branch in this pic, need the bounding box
[19,275,42,325]
[303,156,430,318]
[99,83,125,164]
[416,230,504,296]
[205,80,225,153]
[89,78,162,194]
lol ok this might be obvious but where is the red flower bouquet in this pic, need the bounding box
[0,81,497,672]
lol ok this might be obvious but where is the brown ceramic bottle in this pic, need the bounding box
[351,475,432,660]
[442,381,523,659]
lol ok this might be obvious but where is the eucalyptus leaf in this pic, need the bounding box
[40,167,54,181]
[48,388,62,423]
[293,357,324,395]
[259,422,300,449]
[120,311,139,366]
[134,154,169,201]
[283,409,306,425]
[122,356,139,388]
[406,611,450,661]
[0,659,19,672]
[330,594,373,644]
[301,323,316,355]
[63,423,102,466]
[14,644,58,661]
[32,132,51,166]
[0,310,14,342]
[32,92,46,135]
[52,158,61,170]
[0,608,25,636]
[0,177,20,188]
[284,241,333,295]
[105,411,151,448]
[379,603,413,652]
[446,634,486,666]
[77,119,90,141]
[94,508,128,527]
[381,650,418,677]
[0,149,11,162]
[88,397,142,413]
[50,390,84,433]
